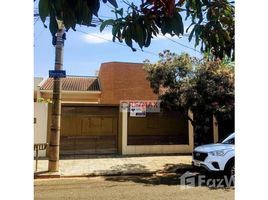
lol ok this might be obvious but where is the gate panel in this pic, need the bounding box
[60,106,118,155]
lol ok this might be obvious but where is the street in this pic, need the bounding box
[34,173,234,200]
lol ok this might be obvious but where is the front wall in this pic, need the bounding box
[127,111,189,145]
[122,108,194,155]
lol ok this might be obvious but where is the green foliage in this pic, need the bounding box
[100,1,184,51]
[38,0,50,23]
[37,0,118,37]
[144,50,234,144]
[184,0,235,60]
[37,97,53,104]
[101,0,234,60]
[100,19,115,32]
[37,0,234,59]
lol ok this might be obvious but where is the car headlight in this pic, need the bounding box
[209,150,226,156]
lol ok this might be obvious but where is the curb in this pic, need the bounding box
[34,171,156,179]
[34,172,61,179]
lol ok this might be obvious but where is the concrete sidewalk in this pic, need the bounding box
[34,155,193,178]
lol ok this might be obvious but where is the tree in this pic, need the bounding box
[37,0,234,59]
[37,0,118,44]
[101,0,235,60]
[144,50,234,145]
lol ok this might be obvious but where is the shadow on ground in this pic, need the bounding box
[110,163,149,173]
[161,163,194,173]
[90,163,151,175]
[104,164,234,190]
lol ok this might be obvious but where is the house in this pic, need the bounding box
[34,77,48,157]
[34,62,219,157]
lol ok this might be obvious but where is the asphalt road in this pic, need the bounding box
[34,174,234,200]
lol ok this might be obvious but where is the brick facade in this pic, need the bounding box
[98,62,158,104]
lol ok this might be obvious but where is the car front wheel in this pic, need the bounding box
[225,159,235,178]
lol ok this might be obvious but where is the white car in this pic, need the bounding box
[192,133,235,176]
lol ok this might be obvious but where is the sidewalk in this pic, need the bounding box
[34,155,193,178]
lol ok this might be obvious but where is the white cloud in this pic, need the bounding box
[82,31,114,44]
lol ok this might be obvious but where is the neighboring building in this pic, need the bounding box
[34,77,48,157]
[34,62,209,157]
[34,77,44,102]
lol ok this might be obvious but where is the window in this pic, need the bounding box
[221,133,235,144]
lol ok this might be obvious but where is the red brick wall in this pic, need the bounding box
[98,62,158,104]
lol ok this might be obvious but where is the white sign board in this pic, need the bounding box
[130,102,146,117]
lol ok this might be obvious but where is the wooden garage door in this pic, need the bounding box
[60,106,118,155]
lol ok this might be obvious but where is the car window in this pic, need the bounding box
[222,138,234,144]
[221,133,235,144]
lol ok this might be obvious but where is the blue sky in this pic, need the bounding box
[34,1,202,77]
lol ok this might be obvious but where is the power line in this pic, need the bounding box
[161,34,202,53]
[84,13,200,53]
[77,29,159,57]
[34,15,199,55]
[105,3,116,10]
[34,16,39,25]
[34,29,46,47]
[77,29,200,56]
[98,15,114,19]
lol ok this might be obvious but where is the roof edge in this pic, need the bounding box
[38,77,49,88]
[65,75,99,78]
[101,61,144,65]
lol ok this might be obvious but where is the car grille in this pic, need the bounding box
[193,151,208,161]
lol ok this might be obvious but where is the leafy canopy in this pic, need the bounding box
[101,0,235,60]
[37,0,118,36]
[144,50,234,144]
[37,0,234,60]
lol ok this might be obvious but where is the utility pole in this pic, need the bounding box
[48,21,65,172]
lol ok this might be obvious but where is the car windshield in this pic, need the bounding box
[221,133,235,144]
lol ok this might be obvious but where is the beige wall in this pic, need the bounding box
[40,91,101,104]
[34,102,48,157]
[34,77,43,101]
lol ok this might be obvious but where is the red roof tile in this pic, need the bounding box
[40,76,100,91]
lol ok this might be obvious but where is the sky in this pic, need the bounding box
[34,1,202,78]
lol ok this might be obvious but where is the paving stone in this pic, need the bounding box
[34,155,192,178]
